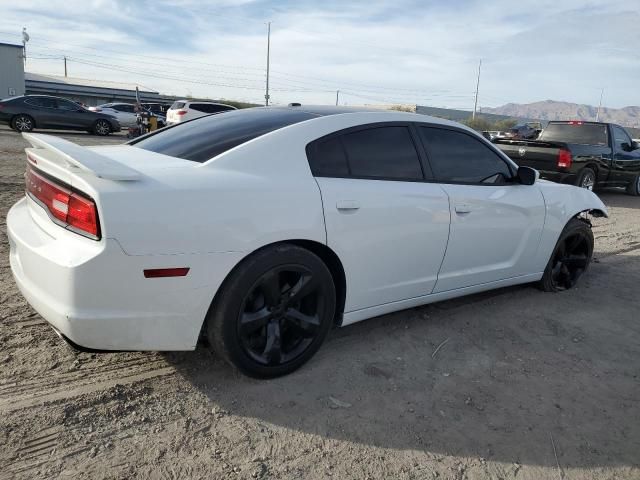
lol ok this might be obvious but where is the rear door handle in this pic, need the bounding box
[454,203,471,214]
[336,200,360,211]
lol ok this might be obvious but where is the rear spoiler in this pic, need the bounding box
[22,133,140,181]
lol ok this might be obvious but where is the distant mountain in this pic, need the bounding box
[484,100,640,128]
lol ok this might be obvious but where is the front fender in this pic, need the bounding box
[534,180,608,270]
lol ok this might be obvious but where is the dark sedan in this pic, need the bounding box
[0,95,121,136]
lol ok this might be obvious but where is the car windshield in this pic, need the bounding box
[539,123,609,145]
[131,107,318,162]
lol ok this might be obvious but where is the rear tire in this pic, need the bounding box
[575,167,596,191]
[92,119,111,136]
[539,218,594,292]
[11,114,35,132]
[626,175,640,196]
[205,244,336,378]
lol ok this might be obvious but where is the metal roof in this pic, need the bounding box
[25,72,158,94]
[0,42,23,49]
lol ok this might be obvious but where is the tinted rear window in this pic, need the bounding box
[341,126,423,180]
[132,108,318,162]
[539,123,609,145]
[171,102,186,109]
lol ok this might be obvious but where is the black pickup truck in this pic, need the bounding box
[494,121,640,195]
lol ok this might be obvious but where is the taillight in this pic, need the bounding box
[25,165,100,239]
[557,149,572,169]
[176,110,187,116]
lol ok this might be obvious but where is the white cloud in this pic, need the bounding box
[0,0,637,108]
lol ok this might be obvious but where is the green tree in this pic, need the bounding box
[463,116,493,132]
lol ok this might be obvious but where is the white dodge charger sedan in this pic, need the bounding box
[7,106,607,378]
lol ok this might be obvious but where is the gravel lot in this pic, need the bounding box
[0,125,638,480]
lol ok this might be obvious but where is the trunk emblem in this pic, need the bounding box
[518,147,527,157]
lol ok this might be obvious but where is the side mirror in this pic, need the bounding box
[517,166,538,185]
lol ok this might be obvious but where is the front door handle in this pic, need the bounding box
[455,203,471,214]
[336,200,360,211]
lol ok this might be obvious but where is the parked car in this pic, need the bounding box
[142,102,173,115]
[142,103,173,128]
[483,130,508,141]
[0,95,120,135]
[8,106,607,378]
[494,121,640,195]
[166,100,236,125]
[504,123,540,140]
[88,103,138,128]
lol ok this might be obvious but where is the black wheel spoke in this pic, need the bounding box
[262,320,282,365]
[260,271,281,307]
[286,274,318,304]
[237,264,325,368]
[284,308,320,336]
[565,235,583,254]
[239,307,271,334]
[562,255,588,269]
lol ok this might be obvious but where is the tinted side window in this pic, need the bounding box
[211,105,234,113]
[340,126,423,180]
[115,104,134,113]
[190,103,211,113]
[308,137,349,177]
[25,97,56,108]
[612,126,632,151]
[420,127,512,183]
[56,99,80,111]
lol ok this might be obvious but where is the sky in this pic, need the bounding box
[0,0,638,109]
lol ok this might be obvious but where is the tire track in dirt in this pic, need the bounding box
[0,359,175,414]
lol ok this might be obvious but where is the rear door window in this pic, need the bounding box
[420,127,513,183]
[341,126,424,180]
[308,136,350,177]
[56,99,80,111]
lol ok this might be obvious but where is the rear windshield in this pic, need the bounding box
[171,101,186,109]
[539,123,609,145]
[131,108,318,162]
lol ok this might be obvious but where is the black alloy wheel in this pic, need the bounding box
[540,218,594,292]
[238,265,324,366]
[206,244,336,378]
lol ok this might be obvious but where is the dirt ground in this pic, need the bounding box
[0,125,638,480]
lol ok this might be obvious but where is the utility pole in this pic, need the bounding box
[472,59,482,120]
[265,22,271,106]
[22,27,29,66]
[596,88,604,122]
[336,90,339,106]
[64,56,67,77]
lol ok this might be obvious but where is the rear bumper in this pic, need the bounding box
[7,197,242,351]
